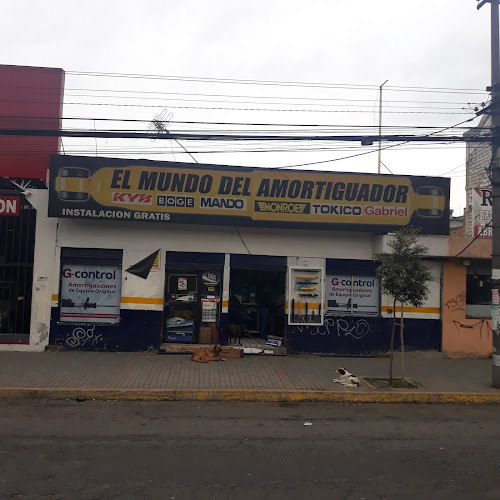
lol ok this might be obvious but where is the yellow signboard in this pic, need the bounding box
[48,156,450,234]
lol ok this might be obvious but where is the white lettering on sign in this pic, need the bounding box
[0,196,20,216]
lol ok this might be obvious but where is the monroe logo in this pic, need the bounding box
[255,201,310,214]
[111,192,153,205]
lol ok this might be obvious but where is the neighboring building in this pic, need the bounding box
[0,65,64,347]
[442,228,492,358]
[5,155,450,354]
[441,117,494,358]
[464,114,492,238]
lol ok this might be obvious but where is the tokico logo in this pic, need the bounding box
[62,268,116,279]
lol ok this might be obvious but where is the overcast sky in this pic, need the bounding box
[1,0,495,214]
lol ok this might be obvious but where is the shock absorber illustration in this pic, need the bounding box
[415,186,444,217]
[56,167,92,201]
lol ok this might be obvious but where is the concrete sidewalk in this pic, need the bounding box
[0,351,499,403]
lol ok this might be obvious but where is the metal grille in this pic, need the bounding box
[0,192,36,342]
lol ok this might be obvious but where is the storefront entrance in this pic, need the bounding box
[0,192,36,344]
[163,252,224,344]
[228,255,287,347]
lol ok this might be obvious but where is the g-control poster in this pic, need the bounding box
[326,275,379,316]
[60,264,122,323]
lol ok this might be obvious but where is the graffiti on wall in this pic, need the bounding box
[444,291,466,311]
[444,291,492,339]
[65,325,103,348]
[297,317,371,340]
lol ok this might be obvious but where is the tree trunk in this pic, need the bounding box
[400,303,405,386]
[389,298,396,384]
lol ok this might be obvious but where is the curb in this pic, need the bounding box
[0,388,499,404]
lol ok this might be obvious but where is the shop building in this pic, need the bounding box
[0,65,64,348]
[442,233,492,358]
[439,117,495,359]
[5,154,450,354]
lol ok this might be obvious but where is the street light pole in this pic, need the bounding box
[478,0,500,387]
[378,80,388,174]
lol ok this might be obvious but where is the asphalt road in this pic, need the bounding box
[0,400,499,499]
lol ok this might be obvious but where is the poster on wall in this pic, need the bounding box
[470,187,492,238]
[60,264,122,323]
[202,301,218,322]
[48,155,451,235]
[326,275,379,316]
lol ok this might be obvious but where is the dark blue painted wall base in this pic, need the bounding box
[49,308,163,351]
[49,309,440,354]
[285,316,441,355]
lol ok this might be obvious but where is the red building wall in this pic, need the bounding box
[0,65,65,180]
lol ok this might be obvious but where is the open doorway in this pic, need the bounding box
[163,269,221,344]
[228,269,286,346]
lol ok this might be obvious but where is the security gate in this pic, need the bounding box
[0,191,36,343]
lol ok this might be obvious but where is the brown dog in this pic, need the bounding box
[191,344,223,363]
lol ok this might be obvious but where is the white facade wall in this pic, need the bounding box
[2,190,446,351]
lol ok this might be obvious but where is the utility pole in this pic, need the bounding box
[477,0,500,387]
[378,80,388,174]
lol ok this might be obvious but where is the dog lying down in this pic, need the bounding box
[191,344,225,363]
[333,367,360,387]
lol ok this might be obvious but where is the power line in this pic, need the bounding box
[0,98,475,114]
[437,162,467,176]
[65,70,490,95]
[0,115,485,132]
[2,66,487,94]
[0,143,468,157]
[279,116,478,168]
[0,128,486,143]
[6,85,483,106]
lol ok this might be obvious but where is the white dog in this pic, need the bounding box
[333,367,360,387]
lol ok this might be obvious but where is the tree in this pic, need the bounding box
[375,228,433,386]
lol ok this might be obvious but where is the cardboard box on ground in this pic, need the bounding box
[221,346,244,358]
[266,335,283,347]
[199,327,211,344]
[199,325,219,343]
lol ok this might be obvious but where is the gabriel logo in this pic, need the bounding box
[111,192,153,205]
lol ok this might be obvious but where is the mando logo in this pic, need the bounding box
[255,201,310,214]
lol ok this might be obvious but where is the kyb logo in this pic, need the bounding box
[111,192,153,205]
